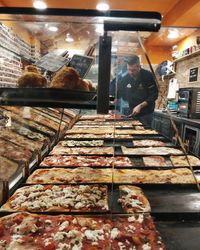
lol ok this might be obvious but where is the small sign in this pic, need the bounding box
[69,54,94,78]
[189,67,198,82]
[36,52,69,72]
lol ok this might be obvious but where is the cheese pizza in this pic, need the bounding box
[143,156,168,167]
[133,140,166,147]
[26,167,112,184]
[1,184,109,212]
[40,155,133,167]
[65,133,133,139]
[115,129,159,135]
[66,127,115,134]
[170,155,200,167]
[0,212,165,250]
[50,146,114,155]
[121,146,183,155]
[114,168,197,184]
[118,185,151,213]
[59,140,104,147]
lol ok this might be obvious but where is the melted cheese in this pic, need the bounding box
[111,228,119,239]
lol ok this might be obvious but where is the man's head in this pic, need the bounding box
[126,55,141,78]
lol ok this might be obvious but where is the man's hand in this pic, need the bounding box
[131,101,148,117]
[131,104,142,116]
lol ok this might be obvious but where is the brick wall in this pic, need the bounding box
[175,52,200,88]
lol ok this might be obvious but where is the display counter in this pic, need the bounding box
[153,110,200,156]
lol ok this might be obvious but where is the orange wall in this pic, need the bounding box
[176,30,200,52]
[137,46,172,65]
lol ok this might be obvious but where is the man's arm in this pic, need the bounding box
[131,101,148,116]
[131,72,158,117]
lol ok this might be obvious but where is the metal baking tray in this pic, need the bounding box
[155,216,200,250]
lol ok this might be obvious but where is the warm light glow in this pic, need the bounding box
[95,25,104,34]
[33,0,47,10]
[168,29,179,39]
[96,3,110,11]
[48,26,58,32]
[66,34,74,43]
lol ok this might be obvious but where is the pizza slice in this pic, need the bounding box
[113,168,196,184]
[111,215,165,250]
[65,133,133,139]
[1,184,109,212]
[133,140,166,147]
[0,213,112,250]
[118,185,151,213]
[0,212,165,250]
[26,167,112,184]
[59,140,104,147]
[50,145,114,155]
[143,156,168,167]
[0,156,19,180]
[170,155,200,167]
[115,129,159,135]
[40,155,133,167]
[121,146,183,155]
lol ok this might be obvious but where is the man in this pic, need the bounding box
[118,55,158,127]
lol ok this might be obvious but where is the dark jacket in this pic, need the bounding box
[118,68,158,116]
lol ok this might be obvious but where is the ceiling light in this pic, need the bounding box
[33,0,47,10]
[66,34,74,43]
[168,29,179,39]
[96,3,110,11]
[48,26,58,32]
[95,25,104,34]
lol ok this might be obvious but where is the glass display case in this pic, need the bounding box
[0,7,200,250]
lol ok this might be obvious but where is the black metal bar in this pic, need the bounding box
[0,7,161,20]
[104,20,161,32]
[97,34,112,114]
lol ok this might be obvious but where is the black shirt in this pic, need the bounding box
[118,68,158,116]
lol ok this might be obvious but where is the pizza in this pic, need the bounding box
[66,127,115,134]
[121,146,183,155]
[113,168,197,184]
[12,121,49,142]
[59,140,104,147]
[133,140,166,147]
[64,133,133,139]
[115,129,159,135]
[0,212,165,250]
[0,128,43,152]
[2,107,56,136]
[143,156,168,167]
[26,167,112,184]
[170,155,200,167]
[0,212,112,250]
[79,113,118,120]
[50,146,114,155]
[0,156,19,180]
[134,125,145,130]
[32,108,68,126]
[111,214,165,250]
[118,185,151,213]
[75,120,141,127]
[2,106,63,132]
[0,138,33,163]
[1,184,109,212]
[40,155,133,167]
